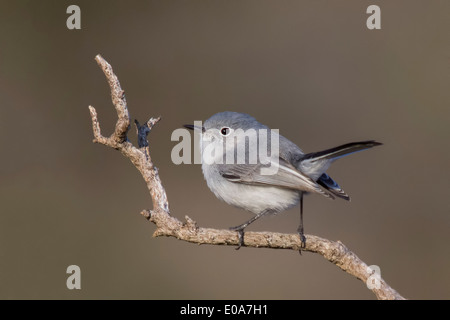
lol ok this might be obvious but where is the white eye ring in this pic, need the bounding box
[220,127,232,136]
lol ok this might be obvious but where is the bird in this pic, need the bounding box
[185,111,382,250]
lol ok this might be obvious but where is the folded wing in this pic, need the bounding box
[219,159,335,199]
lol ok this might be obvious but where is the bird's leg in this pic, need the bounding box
[297,192,306,252]
[230,210,270,250]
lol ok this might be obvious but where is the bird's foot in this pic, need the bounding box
[229,225,245,250]
[297,229,306,255]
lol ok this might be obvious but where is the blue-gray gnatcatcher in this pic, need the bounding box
[184,111,382,250]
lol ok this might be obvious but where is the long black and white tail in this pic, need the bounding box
[302,140,382,201]
[301,140,382,162]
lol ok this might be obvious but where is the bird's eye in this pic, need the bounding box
[220,127,231,136]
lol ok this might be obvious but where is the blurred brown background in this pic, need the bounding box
[0,0,448,299]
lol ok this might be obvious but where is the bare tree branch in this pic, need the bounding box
[88,54,405,300]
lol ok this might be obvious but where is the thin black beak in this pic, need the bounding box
[184,124,205,132]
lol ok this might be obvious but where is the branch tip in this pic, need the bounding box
[184,215,198,231]
[147,116,162,130]
[140,209,152,220]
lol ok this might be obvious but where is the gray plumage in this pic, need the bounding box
[185,111,382,249]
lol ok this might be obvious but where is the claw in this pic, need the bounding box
[300,233,306,248]
[229,210,272,250]
[230,226,245,249]
[235,229,244,250]
[297,230,306,255]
